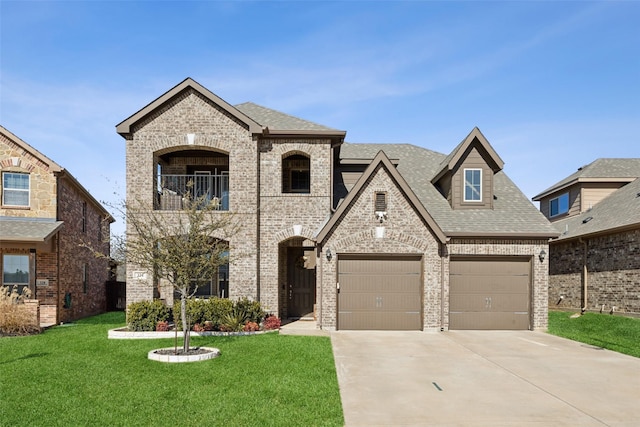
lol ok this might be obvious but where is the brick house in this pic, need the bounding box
[117,78,557,331]
[0,126,113,325]
[533,159,640,314]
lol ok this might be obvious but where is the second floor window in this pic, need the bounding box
[2,172,30,207]
[463,169,482,202]
[549,193,569,217]
[282,154,310,193]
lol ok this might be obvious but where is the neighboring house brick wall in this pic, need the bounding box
[57,177,110,323]
[446,238,550,330]
[549,229,640,314]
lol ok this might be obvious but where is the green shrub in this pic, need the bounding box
[173,297,235,331]
[234,297,265,324]
[126,300,171,331]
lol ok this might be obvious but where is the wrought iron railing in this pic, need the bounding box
[156,174,229,211]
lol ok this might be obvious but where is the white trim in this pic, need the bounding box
[463,168,482,202]
[2,172,30,207]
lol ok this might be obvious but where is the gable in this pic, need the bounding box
[317,151,446,245]
[432,128,503,210]
[116,78,262,138]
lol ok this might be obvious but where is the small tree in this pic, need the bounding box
[116,192,242,351]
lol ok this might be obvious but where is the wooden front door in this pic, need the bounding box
[287,248,316,318]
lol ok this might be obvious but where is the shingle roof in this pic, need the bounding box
[551,178,640,241]
[532,158,640,200]
[340,140,558,238]
[235,102,337,131]
[0,217,64,242]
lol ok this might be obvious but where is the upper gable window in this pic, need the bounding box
[282,154,310,194]
[549,193,569,217]
[2,172,30,207]
[463,169,482,202]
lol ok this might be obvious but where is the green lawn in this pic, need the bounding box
[548,310,640,358]
[0,312,343,427]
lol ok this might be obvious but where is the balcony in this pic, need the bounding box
[157,174,229,211]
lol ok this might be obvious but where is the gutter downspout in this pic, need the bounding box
[256,137,261,302]
[440,242,446,331]
[580,237,588,312]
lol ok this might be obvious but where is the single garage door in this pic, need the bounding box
[338,255,422,330]
[449,257,531,330]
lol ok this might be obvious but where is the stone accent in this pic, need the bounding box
[549,229,640,314]
[0,132,57,218]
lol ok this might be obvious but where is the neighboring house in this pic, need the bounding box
[533,159,640,314]
[0,126,113,325]
[117,78,557,331]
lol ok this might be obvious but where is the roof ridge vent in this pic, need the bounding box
[582,216,593,224]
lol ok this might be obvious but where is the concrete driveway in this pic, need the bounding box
[331,330,640,426]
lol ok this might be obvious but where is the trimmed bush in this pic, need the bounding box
[263,315,281,330]
[126,300,171,331]
[234,297,265,324]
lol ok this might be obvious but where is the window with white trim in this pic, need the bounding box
[549,193,569,217]
[463,169,482,202]
[2,172,30,207]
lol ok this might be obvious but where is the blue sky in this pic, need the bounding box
[1,1,638,235]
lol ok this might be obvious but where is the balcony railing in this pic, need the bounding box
[157,174,229,211]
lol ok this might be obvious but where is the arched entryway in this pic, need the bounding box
[279,238,316,319]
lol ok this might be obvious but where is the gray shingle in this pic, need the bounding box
[0,217,64,242]
[552,178,640,240]
[534,158,640,199]
[340,142,557,237]
[235,102,337,131]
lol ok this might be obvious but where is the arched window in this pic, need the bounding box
[282,153,310,193]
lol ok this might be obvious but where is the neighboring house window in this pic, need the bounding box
[549,193,569,217]
[282,154,310,193]
[82,263,88,293]
[82,202,87,232]
[2,172,30,207]
[2,254,29,293]
[463,169,482,202]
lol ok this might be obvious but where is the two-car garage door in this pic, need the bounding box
[337,255,531,331]
[338,256,422,330]
[449,257,531,330]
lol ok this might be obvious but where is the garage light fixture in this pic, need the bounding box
[539,249,546,262]
[325,247,332,261]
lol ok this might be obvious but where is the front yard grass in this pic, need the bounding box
[0,312,343,426]
[548,310,640,358]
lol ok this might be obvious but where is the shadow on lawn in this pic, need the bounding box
[0,352,50,365]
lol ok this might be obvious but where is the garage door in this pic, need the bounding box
[449,257,531,330]
[338,255,422,330]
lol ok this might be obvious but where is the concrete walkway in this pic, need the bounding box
[331,330,640,427]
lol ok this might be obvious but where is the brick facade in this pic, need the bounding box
[1,127,111,325]
[549,229,640,314]
[121,80,552,332]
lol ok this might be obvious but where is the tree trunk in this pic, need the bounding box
[181,293,190,351]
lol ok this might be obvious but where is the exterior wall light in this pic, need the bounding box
[325,247,332,261]
[539,249,546,262]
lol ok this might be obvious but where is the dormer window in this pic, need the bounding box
[463,169,482,202]
[549,193,569,217]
